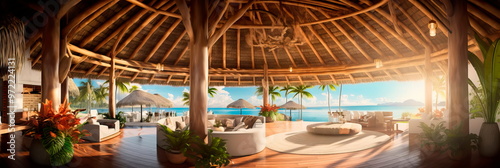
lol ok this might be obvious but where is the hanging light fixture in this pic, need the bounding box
[289,66,293,72]
[374,59,383,68]
[428,20,437,37]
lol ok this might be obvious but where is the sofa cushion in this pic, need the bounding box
[245,117,258,129]
[175,121,186,130]
[225,118,235,128]
[233,122,246,131]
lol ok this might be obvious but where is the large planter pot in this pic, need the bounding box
[479,122,500,157]
[166,150,187,164]
[30,140,51,166]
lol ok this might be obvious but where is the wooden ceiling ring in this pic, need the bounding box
[229,0,349,11]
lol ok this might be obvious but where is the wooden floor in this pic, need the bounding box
[1,121,500,168]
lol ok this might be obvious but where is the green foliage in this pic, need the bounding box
[103,111,127,128]
[401,112,412,119]
[213,120,223,128]
[50,136,74,166]
[159,125,192,153]
[468,35,500,123]
[187,130,231,168]
[319,84,338,112]
[418,121,446,151]
[208,87,218,97]
[182,92,190,106]
[256,86,282,105]
[443,123,478,156]
[280,85,295,102]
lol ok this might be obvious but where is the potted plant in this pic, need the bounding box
[418,121,446,153]
[259,104,280,123]
[443,123,479,160]
[187,130,231,168]
[468,35,500,157]
[159,124,192,164]
[212,120,225,132]
[23,99,88,166]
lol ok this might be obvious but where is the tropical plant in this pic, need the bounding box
[187,130,231,168]
[259,104,281,121]
[255,86,282,105]
[319,84,338,112]
[103,111,127,128]
[280,85,295,102]
[24,99,88,166]
[290,85,314,120]
[94,86,109,107]
[443,123,478,159]
[468,36,500,123]
[159,125,192,153]
[129,85,140,93]
[208,87,218,97]
[77,79,96,111]
[182,92,190,106]
[432,76,446,111]
[418,121,446,152]
[104,79,130,94]
[213,120,223,128]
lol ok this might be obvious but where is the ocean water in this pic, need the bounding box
[92,105,425,122]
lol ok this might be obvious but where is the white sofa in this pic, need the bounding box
[81,119,120,142]
[157,115,266,157]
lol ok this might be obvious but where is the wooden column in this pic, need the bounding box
[445,0,469,133]
[189,0,209,140]
[263,64,269,105]
[61,77,69,103]
[108,54,116,118]
[424,46,433,118]
[41,16,61,111]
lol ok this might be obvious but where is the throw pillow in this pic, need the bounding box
[208,119,216,128]
[225,119,235,128]
[234,116,244,126]
[233,122,246,131]
[246,117,258,129]
[175,121,186,130]
[243,116,254,126]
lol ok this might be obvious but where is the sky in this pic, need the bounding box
[74,78,426,108]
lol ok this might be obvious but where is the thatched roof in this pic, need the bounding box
[280,101,305,109]
[227,99,255,109]
[13,0,500,86]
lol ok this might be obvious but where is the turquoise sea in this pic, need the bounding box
[92,105,429,122]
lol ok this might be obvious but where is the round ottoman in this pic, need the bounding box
[306,122,362,135]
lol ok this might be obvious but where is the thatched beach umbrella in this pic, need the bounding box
[117,90,158,122]
[280,101,306,121]
[0,14,25,76]
[68,78,80,97]
[153,94,173,108]
[227,99,255,115]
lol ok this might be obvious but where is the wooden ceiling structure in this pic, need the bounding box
[17,0,500,86]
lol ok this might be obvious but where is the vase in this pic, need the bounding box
[479,122,500,157]
[166,150,187,164]
[30,139,51,166]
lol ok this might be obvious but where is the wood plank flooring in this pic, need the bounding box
[1,121,499,168]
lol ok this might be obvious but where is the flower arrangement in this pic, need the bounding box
[416,107,445,120]
[259,104,280,121]
[24,99,88,166]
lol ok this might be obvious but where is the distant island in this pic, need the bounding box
[377,99,424,106]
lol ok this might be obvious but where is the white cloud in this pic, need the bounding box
[247,95,262,106]
[208,87,235,107]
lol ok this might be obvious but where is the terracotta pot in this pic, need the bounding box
[166,150,187,164]
[30,139,51,166]
[479,122,500,157]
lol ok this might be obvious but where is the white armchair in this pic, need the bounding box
[81,119,120,142]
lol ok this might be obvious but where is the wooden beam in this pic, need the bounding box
[222,33,227,68]
[305,25,340,64]
[209,0,255,46]
[79,4,135,46]
[125,0,181,18]
[63,0,114,38]
[469,16,489,38]
[97,67,108,77]
[340,19,384,57]
[283,47,297,67]
[365,72,374,81]
[298,76,304,85]
[348,74,355,83]
[353,15,404,57]
[209,1,229,35]
[237,29,241,69]
[85,65,99,76]
[307,9,360,63]
[166,75,173,84]
[393,3,437,51]
[271,50,281,68]
[409,0,449,37]
[57,0,81,19]
[175,0,194,40]
[314,75,321,84]
[251,44,255,69]
[383,70,395,80]
[149,74,156,83]
[467,3,500,30]
[159,31,187,63]
[293,28,325,64]
[131,72,140,81]
[144,19,182,62]
[174,46,189,65]
[469,0,500,19]
[293,46,310,67]
[129,17,169,60]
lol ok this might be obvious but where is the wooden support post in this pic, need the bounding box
[109,55,116,118]
[424,46,432,118]
[263,64,269,105]
[445,0,469,134]
[42,16,61,111]
[188,0,209,140]
[61,77,68,103]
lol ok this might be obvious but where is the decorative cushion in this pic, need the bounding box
[243,116,255,126]
[208,119,216,128]
[225,119,235,128]
[233,122,246,131]
[234,116,244,126]
[246,117,258,129]
[175,121,186,130]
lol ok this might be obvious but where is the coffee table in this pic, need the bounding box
[306,122,362,135]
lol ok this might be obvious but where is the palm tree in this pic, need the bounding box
[290,85,314,120]
[182,92,190,106]
[129,85,140,93]
[94,86,109,107]
[319,84,338,112]
[280,85,295,103]
[255,86,282,105]
[208,87,218,97]
[104,79,130,94]
[77,79,96,112]
[432,76,446,111]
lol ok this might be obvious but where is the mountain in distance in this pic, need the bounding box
[377,99,424,106]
